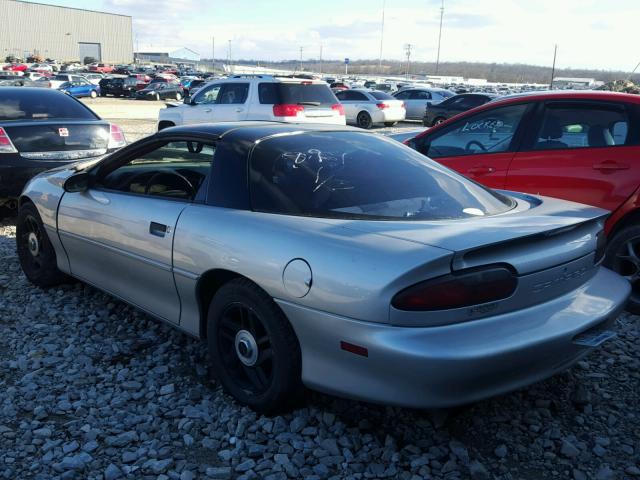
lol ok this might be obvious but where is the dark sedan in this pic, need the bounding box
[423,93,497,126]
[0,88,126,214]
[135,81,183,101]
[99,77,129,97]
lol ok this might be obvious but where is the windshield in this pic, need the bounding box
[370,91,395,100]
[249,132,514,220]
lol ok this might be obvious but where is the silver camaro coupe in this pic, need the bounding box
[16,122,630,413]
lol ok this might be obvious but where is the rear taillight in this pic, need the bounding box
[376,103,390,109]
[273,104,304,117]
[392,266,517,311]
[331,104,345,116]
[0,127,17,153]
[108,124,126,149]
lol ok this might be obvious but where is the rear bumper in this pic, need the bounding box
[372,109,406,123]
[277,267,629,408]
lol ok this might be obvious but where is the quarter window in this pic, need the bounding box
[424,103,528,158]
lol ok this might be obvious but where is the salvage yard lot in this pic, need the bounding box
[0,220,639,479]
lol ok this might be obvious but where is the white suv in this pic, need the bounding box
[158,75,346,129]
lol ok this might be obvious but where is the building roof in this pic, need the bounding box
[11,0,131,18]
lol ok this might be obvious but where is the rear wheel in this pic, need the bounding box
[100,92,106,97]
[604,225,640,313]
[16,203,69,287]
[206,278,303,413]
[90,90,97,98]
[357,111,373,129]
[175,92,182,101]
[384,121,397,127]
[155,93,161,101]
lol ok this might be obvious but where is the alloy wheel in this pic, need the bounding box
[216,302,274,395]
[20,214,45,272]
[610,237,640,300]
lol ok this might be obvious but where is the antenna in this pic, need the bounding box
[549,44,557,89]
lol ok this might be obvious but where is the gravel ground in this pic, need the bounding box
[0,217,638,480]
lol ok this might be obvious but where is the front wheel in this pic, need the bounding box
[206,278,303,413]
[604,225,640,314]
[356,111,373,129]
[16,203,69,287]
[90,90,98,98]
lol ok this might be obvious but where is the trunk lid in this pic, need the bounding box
[4,120,110,160]
[344,193,608,275]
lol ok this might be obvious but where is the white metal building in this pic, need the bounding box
[0,0,133,63]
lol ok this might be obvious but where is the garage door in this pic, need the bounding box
[78,42,101,63]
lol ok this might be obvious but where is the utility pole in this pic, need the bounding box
[211,36,215,72]
[435,0,444,75]
[378,0,385,73]
[228,40,232,73]
[404,43,413,80]
[319,44,323,75]
[299,46,304,72]
[549,44,557,89]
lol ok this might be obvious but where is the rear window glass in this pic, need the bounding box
[370,91,394,100]
[0,90,98,121]
[249,132,513,220]
[258,83,337,105]
[53,75,69,81]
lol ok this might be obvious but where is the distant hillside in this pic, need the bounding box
[215,58,640,84]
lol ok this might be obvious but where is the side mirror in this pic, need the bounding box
[63,171,90,193]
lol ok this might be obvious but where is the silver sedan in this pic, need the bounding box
[335,89,406,128]
[17,122,629,413]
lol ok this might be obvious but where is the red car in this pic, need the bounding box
[406,91,640,311]
[2,63,28,72]
[88,63,113,74]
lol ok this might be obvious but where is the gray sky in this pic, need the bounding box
[41,0,640,71]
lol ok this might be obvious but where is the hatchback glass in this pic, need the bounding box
[250,132,513,220]
[258,83,337,106]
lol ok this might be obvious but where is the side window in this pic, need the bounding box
[258,83,278,104]
[534,103,630,150]
[394,91,410,100]
[410,91,431,100]
[98,141,215,201]
[347,91,368,101]
[423,103,528,158]
[194,84,221,104]
[335,90,347,101]
[217,83,249,104]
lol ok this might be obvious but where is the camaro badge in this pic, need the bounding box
[58,128,69,137]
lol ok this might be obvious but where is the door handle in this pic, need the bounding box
[203,108,212,113]
[468,165,495,175]
[149,222,168,237]
[593,161,629,171]
[235,108,244,113]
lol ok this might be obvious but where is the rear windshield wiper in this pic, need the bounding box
[298,101,321,106]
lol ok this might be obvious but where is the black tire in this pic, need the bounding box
[356,111,373,129]
[157,121,175,131]
[433,117,446,126]
[206,278,303,413]
[604,225,640,314]
[100,92,106,97]
[155,93,161,101]
[16,202,69,288]
[384,122,397,127]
